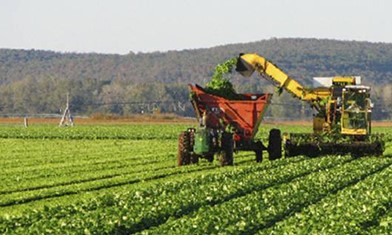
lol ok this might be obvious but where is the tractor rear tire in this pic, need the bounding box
[268,129,282,160]
[219,132,234,166]
[190,153,199,164]
[188,130,199,164]
[255,150,263,163]
[205,154,214,163]
[178,131,191,166]
[254,141,264,163]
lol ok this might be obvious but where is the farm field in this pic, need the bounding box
[0,123,391,234]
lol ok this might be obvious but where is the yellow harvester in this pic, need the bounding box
[236,53,384,157]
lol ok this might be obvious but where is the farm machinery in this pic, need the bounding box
[178,84,281,166]
[236,53,384,158]
[178,53,384,166]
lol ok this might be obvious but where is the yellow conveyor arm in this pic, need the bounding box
[236,53,330,106]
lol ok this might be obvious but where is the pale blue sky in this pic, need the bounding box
[1,0,391,54]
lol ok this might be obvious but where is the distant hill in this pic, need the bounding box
[0,38,391,119]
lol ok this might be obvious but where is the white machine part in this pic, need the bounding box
[313,76,361,88]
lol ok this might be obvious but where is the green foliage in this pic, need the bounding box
[204,57,242,99]
[0,124,188,140]
[0,124,391,234]
[264,158,392,234]
[289,132,385,145]
[1,38,391,119]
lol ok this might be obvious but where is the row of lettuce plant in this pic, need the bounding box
[0,124,189,140]
[142,157,392,235]
[263,160,392,235]
[0,156,340,234]
[0,153,257,208]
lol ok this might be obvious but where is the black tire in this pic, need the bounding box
[284,140,293,158]
[205,153,214,163]
[188,130,199,164]
[268,129,282,160]
[219,132,234,166]
[254,141,264,163]
[178,131,191,166]
[190,153,199,164]
[255,150,263,163]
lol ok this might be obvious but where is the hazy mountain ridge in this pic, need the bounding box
[0,38,391,119]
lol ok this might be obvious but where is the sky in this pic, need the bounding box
[1,0,392,54]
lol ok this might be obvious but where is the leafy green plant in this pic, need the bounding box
[264,157,392,234]
[0,124,391,234]
[204,57,242,99]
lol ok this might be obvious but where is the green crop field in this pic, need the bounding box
[0,123,392,234]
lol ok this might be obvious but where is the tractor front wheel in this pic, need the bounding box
[254,141,264,163]
[205,153,214,163]
[190,153,199,164]
[178,131,191,166]
[188,130,199,164]
[219,132,234,166]
[255,150,263,163]
[268,129,282,160]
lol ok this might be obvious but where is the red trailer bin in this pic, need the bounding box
[178,84,281,166]
[189,84,272,143]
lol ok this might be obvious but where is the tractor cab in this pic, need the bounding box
[341,85,372,136]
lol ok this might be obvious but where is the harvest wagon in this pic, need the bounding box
[178,84,282,166]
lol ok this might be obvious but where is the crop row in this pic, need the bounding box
[0,124,390,234]
[1,153,171,185]
[143,157,392,234]
[264,160,392,234]
[0,156,351,234]
[0,156,174,195]
[0,123,324,141]
[368,207,392,234]
[0,151,258,208]
[0,123,389,142]
[0,139,174,170]
[0,142,175,186]
[0,153,263,217]
[0,139,175,192]
[0,124,190,140]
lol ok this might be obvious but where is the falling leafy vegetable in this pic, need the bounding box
[205,58,242,100]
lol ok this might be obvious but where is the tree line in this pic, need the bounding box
[0,38,391,120]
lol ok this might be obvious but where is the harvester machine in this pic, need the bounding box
[178,84,282,166]
[236,53,385,157]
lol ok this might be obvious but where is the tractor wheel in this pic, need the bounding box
[255,150,263,163]
[284,140,293,158]
[188,130,199,164]
[254,141,264,163]
[219,132,234,166]
[178,131,191,166]
[205,153,214,163]
[268,129,282,160]
[190,153,199,164]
